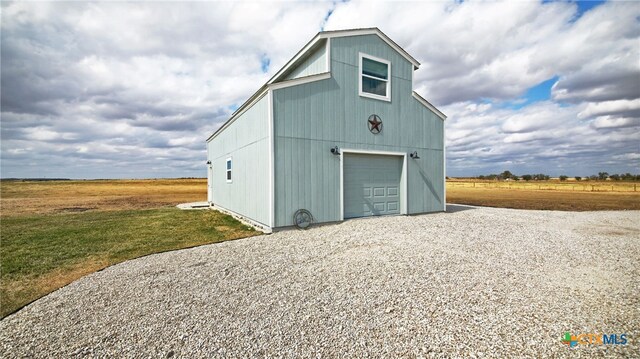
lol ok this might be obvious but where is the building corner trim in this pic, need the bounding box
[412,92,447,121]
[443,123,447,211]
[268,88,275,228]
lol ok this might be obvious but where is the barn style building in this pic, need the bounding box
[206,28,446,232]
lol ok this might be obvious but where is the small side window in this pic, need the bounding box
[226,158,232,183]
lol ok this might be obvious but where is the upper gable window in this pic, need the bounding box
[359,53,391,102]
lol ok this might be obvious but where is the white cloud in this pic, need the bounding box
[442,99,639,175]
[326,0,639,176]
[612,153,640,161]
[578,99,640,119]
[328,1,639,107]
[1,1,638,179]
[591,116,640,129]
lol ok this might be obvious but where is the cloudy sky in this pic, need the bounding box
[1,0,638,179]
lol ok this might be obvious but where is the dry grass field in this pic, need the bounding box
[1,178,208,217]
[447,179,640,211]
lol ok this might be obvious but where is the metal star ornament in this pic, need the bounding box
[368,114,383,134]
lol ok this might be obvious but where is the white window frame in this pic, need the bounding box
[225,157,232,183]
[358,52,391,102]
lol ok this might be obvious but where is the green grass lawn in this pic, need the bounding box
[1,208,258,318]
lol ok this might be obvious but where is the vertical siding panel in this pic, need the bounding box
[285,137,291,225]
[308,86,318,138]
[285,42,328,80]
[284,95,291,139]
[310,140,318,221]
[207,94,270,227]
[275,132,285,226]
[304,138,311,212]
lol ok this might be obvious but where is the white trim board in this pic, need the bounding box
[443,123,447,211]
[339,148,408,221]
[268,89,275,228]
[326,38,331,74]
[207,164,213,203]
[412,92,447,121]
[211,203,272,234]
[269,72,330,90]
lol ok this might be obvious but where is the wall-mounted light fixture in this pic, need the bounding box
[409,151,420,159]
[206,160,212,165]
[330,146,340,155]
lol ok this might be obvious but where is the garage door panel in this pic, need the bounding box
[344,153,402,219]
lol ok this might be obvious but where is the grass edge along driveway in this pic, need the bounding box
[1,208,258,318]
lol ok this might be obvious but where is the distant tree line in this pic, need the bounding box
[475,171,640,181]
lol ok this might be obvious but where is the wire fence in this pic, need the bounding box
[446,181,639,193]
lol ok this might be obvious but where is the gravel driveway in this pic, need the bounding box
[1,206,639,358]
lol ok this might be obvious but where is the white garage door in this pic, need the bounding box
[343,153,403,219]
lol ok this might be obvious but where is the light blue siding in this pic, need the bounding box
[272,35,444,227]
[207,94,270,227]
[284,42,327,80]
